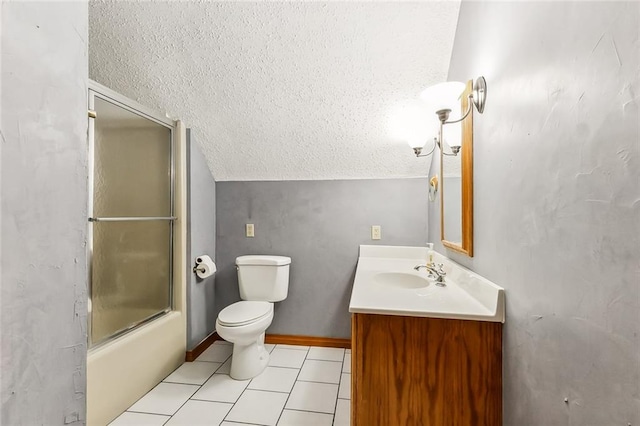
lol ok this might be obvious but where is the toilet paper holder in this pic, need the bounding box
[192,255,217,279]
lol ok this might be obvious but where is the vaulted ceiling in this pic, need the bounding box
[89,1,460,181]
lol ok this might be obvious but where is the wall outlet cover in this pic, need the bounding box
[246,223,255,237]
[371,225,381,240]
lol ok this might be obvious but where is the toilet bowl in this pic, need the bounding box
[216,255,291,380]
[215,301,274,380]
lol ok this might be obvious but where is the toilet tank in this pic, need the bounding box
[236,255,291,302]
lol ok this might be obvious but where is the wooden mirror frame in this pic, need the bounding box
[440,79,474,257]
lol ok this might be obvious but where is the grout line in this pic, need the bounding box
[163,367,221,387]
[332,352,347,426]
[196,352,232,364]
[261,365,301,371]
[273,348,306,425]
[125,410,172,416]
[190,397,241,404]
[296,378,341,385]
[152,346,345,425]
[162,384,200,420]
[214,357,232,373]
[163,380,210,386]
[263,364,304,370]
[284,407,337,416]
[273,345,311,352]
[220,352,263,423]
[119,382,200,420]
[245,387,293,394]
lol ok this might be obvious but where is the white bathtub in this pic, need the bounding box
[87,311,186,425]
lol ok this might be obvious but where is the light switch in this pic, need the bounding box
[371,225,381,240]
[246,223,255,237]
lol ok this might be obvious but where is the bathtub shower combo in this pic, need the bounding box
[86,81,187,425]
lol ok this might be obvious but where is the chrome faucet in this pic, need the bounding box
[414,263,447,287]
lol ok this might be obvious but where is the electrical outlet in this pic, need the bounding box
[246,223,255,237]
[371,225,381,240]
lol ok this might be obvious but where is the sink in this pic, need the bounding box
[374,272,430,289]
[349,245,506,322]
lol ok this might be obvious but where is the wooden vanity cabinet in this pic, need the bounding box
[351,313,502,426]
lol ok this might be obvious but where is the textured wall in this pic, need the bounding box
[186,130,217,349]
[88,1,459,181]
[429,2,640,424]
[216,179,428,338]
[1,2,88,424]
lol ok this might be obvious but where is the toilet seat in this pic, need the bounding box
[218,301,273,327]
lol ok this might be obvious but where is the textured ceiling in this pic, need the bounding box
[89,1,460,181]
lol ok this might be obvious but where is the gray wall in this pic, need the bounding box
[1,2,88,424]
[216,179,428,339]
[186,130,217,350]
[429,2,639,424]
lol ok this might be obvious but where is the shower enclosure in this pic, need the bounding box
[88,89,174,347]
[87,81,186,425]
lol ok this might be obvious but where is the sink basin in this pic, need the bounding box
[374,272,430,289]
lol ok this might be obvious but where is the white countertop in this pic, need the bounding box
[349,245,505,323]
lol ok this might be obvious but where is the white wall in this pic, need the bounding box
[1,1,88,424]
[430,2,639,424]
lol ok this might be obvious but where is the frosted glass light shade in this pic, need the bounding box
[420,81,466,112]
[407,138,425,150]
[387,100,438,148]
[441,122,462,150]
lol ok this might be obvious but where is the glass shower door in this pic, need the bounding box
[88,94,174,347]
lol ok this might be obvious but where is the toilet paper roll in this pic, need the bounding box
[194,255,217,279]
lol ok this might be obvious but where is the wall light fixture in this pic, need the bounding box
[411,76,487,157]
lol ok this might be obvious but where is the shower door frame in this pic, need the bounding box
[87,82,176,348]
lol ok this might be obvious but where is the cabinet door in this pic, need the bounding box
[352,313,502,426]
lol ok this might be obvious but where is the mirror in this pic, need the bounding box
[440,80,473,256]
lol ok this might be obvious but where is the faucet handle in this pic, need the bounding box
[436,263,446,275]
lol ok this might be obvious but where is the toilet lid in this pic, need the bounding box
[218,301,273,327]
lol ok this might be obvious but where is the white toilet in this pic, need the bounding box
[216,255,291,380]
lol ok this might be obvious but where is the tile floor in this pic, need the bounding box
[110,341,351,426]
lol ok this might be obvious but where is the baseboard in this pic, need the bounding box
[185,331,221,362]
[265,334,351,349]
[186,332,351,360]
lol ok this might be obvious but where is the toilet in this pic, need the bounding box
[215,255,291,380]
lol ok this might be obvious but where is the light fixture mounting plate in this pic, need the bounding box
[473,76,487,114]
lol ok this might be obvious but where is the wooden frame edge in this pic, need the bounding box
[440,79,474,257]
[462,79,474,257]
[185,331,221,362]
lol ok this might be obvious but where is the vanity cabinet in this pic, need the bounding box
[351,313,502,426]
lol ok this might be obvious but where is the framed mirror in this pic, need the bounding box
[440,80,473,256]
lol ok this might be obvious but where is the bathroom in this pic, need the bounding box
[1,0,638,425]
